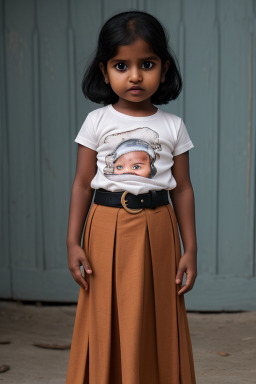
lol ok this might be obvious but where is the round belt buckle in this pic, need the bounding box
[121,191,143,214]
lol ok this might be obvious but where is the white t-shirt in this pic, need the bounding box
[74,104,194,195]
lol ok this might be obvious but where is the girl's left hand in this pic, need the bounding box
[175,251,197,295]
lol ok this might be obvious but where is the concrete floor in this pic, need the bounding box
[0,300,255,383]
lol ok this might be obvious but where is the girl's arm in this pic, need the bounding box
[66,144,97,290]
[169,151,197,295]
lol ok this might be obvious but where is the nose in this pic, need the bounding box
[129,66,142,83]
[123,164,135,174]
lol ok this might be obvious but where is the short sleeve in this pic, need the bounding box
[173,119,194,157]
[74,113,97,151]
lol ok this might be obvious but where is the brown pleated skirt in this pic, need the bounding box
[66,201,196,384]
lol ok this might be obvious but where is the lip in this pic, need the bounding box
[128,85,143,91]
[129,86,143,90]
[128,87,144,94]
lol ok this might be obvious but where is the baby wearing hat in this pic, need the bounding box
[103,127,162,180]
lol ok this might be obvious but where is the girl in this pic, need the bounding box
[66,10,197,384]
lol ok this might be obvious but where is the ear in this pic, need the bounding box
[161,60,170,83]
[99,62,110,84]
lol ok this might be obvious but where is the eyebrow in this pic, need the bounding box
[110,56,159,63]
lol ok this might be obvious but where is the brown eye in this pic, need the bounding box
[142,61,154,69]
[115,63,127,71]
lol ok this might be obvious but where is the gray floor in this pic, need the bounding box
[0,300,255,383]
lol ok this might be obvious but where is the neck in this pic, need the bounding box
[112,99,157,116]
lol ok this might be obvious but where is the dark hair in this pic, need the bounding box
[82,10,182,105]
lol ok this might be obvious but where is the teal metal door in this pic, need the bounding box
[1,0,256,309]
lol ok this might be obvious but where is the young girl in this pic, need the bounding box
[66,10,197,384]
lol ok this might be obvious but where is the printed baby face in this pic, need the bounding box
[113,151,151,178]
[103,127,162,181]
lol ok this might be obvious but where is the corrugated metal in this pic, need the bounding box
[0,0,255,309]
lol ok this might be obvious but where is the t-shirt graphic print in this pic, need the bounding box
[74,104,194,195]
[103,127,162,181]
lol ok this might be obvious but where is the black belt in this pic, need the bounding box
[94,188,169,214]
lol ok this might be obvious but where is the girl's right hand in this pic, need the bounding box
[67,244,93,291]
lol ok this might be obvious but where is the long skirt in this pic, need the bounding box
[66,201,196,384]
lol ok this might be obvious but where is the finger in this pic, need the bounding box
[177,276,194,295]
[83,259,93,274]
[73,270,88,290]
[75,278,87,290]
[176,269,185,284]
[176,281,182,295]
[69,264,89,289]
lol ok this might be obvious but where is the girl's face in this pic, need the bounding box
[99,38,170,107]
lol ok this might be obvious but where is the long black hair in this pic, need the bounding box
[82,10,182,105]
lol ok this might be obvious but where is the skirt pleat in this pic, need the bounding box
[66,202,196,384]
